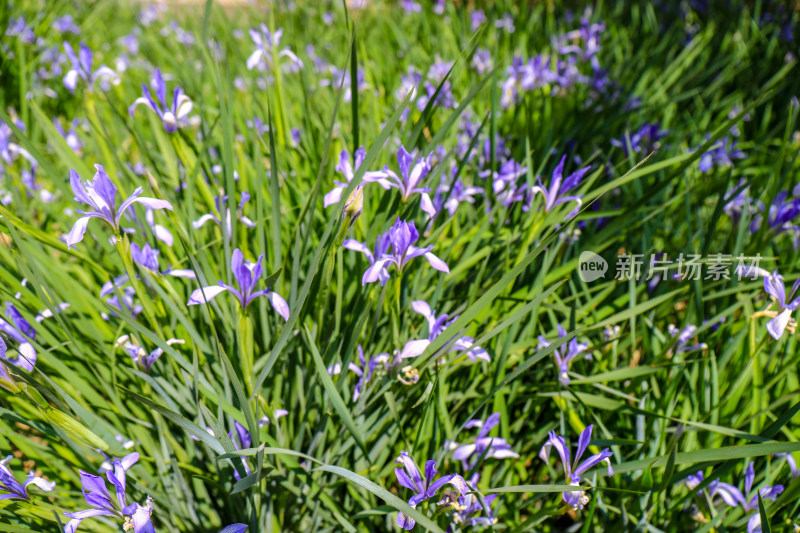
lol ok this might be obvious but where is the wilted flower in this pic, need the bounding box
[188,249,290,320]
[65,165,173,248]
[129,68,193,133]
[449,413,519,469]
[539,424,614,509]
[359,219,449,284]
[394,451,468,530]
[0,454,55,500]
[62,42,120,92]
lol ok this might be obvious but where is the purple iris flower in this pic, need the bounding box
[530,156,591,219]
[229,421,253,481]
[129,68,193,133]
[451,474,497,528]
[0,304,36,372]
[0,454,56,500]
[610,123,667,156]
[62,42,120,92]
[360,219,449,285]
[246,25,302,72]
[539,425,614,509]
[708,462,783,533]
[64,452,154,533]
[750,190,800,247]
[192,191,256,240]
[433,175,484,217]
[537,324,589,386]
[400,1,422,14]
[53,15,80,34]
[774,453,798,478]
[65,165,173,249]
[323,147,384,207]
[667,324,707,353]
[471,48,493,75]
[449,413,519,469]
[693,136,746,172]
[412,300,489,362]
[365,146,436,218]
[394,451,468,530]
[327,345,380,401]
[187,249,290,320]
[343,236,391,286]
[738,268,800,340]
[122,336,185,372]
[470,10,487,31]
[54,118,83,153]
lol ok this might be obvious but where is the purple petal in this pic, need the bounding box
[423,252,449,273]
[187,285,228,305]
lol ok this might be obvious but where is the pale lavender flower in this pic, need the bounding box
[364,146,436,217]
[0,305,36,372]
[54,118,83,153]
[774,453,798,478]
[495,13,515,33]
[327,345,380,401]
[188,249,289,320]
[530,156,590,219]
[53,15,80,34]
[323,147,382,207]
[0,454,55,500]
[400,1,422,14]
[62,42,120,92]
[394,451,468,530]
[693,136,746,172]
[6,17,36,44]
[450,413,519,469]
[192,191,255,239]
[537,324,589,386]
[539,425,614,509]
[610,123,667,156]
[65,165,173,248]
[123,336,185,372]
[412,300,488,361]
[667,324,707,353]
[360,219,449,284]
[737,268,800,340]
[471,48,493,75]
[470,10,487,31]
[709,462,784,533]
[129,68,193,133]
[246,24,302,72]
[451,474,498,527]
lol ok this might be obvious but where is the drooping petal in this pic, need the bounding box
[65,216,94,249]
[766,308,792,340]
[246,49,265,70]
[187,285,229,306]
[220,525,248,533]
[423,252,449,273]
[399,339,430,359]
[22,472,55,493]
[572,449,614,478]
[362,259,391,285]
[323,186,344,207]
[426,473,468,498]
[267,291,290,321]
